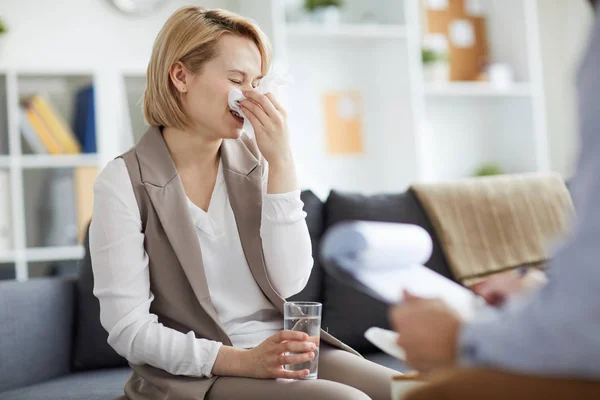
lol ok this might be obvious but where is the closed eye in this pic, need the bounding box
[230,79,259,89]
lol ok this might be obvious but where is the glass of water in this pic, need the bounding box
[283,301,322,380]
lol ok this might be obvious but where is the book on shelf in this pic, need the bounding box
[0,170,12,251]
[22,106,63,154]
[26,95,82,154]
[19,106,49,154]
[73,166,98,243]
[73,85,97,154]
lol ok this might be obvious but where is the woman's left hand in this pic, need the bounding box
[240,90,292,166]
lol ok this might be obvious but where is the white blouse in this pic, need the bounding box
[90,157,313,378]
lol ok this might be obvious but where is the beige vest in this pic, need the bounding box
[119,126,357,400]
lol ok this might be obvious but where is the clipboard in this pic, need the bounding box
[321,258,486,321]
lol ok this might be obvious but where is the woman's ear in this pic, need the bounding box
[169,61,188,93]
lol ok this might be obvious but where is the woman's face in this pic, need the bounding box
[176,34,263,140]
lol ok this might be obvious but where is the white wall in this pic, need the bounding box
[1,0,594,186]
[284,37,417,198]
[0,0,237,70]
[538,0,594,179]
[0,0,239,165]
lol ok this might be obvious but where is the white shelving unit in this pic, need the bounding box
[25,245,85,263]
[0,68,108,281]
[418,0,549,182]
[286,23,408,38]
[0,250,15,264]
[238,0,549,194]
[424,82,533,97]
[20,154,99,169]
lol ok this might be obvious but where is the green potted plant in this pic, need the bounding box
[0,18,7,56]
[474,163,504,177]
[304,0,344,25]
[422,47,450,83]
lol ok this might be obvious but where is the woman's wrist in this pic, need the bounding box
[266,150,294,171]
[211,345,251,377]
[267,156,298,194]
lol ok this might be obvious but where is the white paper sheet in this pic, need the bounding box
[355,264,484,320]
[450,19,475,48]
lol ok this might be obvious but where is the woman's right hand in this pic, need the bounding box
[242,330,317,379]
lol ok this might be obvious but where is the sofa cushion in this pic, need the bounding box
[320,190,453,352]
[0,277,75,393]
[0,367,131,400]
[288,190,325,303]
[72,224,128,371]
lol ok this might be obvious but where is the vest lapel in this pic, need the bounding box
[221,138,285,313]
[135,127,230,344]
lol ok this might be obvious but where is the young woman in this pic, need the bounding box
[90,6,396,399]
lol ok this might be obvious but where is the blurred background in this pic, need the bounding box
[0,0,594,281]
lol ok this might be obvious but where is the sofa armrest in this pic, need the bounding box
[0,277,76,393]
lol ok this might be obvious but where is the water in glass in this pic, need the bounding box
[283,315,321,379]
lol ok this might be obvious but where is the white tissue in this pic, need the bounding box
[227,66,294,139]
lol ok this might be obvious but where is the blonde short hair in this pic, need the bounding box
[143,6,272,129]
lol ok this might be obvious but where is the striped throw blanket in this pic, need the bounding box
[411,173,574,285]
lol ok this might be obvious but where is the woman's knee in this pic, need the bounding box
[309,380,371,400]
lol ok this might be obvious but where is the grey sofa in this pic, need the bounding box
[0,277,131,399]
[0,189,455,399]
